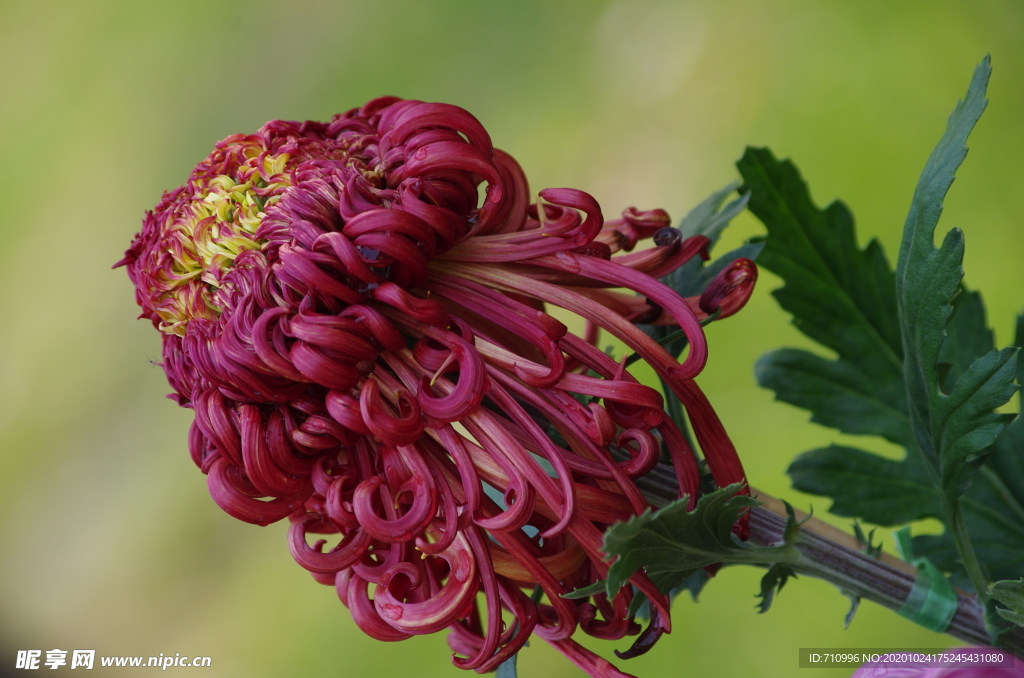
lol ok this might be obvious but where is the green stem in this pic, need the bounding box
[945,497,991,607]
[633,463,1024,655]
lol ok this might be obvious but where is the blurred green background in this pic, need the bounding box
[1,0,1022,676]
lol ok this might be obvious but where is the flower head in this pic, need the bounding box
[118,97,756,677]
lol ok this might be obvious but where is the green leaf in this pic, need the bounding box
[788,444,941,525]
[561,580,607,600]
[938,288,994,392]
[784,298,1024,584]
[931,347,1018,498]
[756,563,796,614]
[738,147,905,397]
[744,58,1024,589]
[986,313,1024,506]
[758,350,912,447]
[989,579,1024,627]
[894,55,1017,499]
[599,484,795,599]
[678,183,749,245]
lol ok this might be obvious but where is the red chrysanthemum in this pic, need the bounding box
[117,97,757,678]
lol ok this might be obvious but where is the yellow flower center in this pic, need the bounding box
[153,144,293,336]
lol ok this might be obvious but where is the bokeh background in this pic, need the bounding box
[1,1,1022,676]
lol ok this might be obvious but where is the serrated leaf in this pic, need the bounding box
[987,313,1024,504]
[788,444,941,525]
[599,484,795,599]
[745,59,1024,593]
[894,55,1018,499]
[758,349,912,447]
[989,579,1024,627]
[738,147,905,392]
[938,288,994,392]
[788,443,1024,588]
[930,347,1018,497]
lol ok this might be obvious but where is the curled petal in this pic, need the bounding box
[276,245,363,304]
[239,404,308,496]
[487,149,530,235]
[289,313,379,361]
[374,532,478,635]
[289,512,372,573]
[471,580,539,673]
[290,341,360,391]
[250,308,306,382]
[370,282,449,327]
[359,379,424,446]
[397,179,466,251]
[188,419,216,473]
[193,388,243,467]
[352,449,437,543]
[343,208,435,245]
[413,321,487,423]
[265,410,317,477]
[207,457,311,526]
[415,458,460,555]
[614,428,660,479]
[340,572,413,642]
[325,474,360,530]
[325,390,372,435]
[426,273,567,388]
[313,231,382,285]
[442,188,601,262]
[389,140,501,199]
[339,304,405,352]
[387,102,493,156]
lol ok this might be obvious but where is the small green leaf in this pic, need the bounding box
[756,563,796,614]
[678,183,749,244]
[989,579,1024,628]
[853,521,883,559]
[562,580,608,600]
[842,592,862,629]
[931,347,1017,498]
[600,484,795,599]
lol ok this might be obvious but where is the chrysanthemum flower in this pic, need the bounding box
[117,97,756,678]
